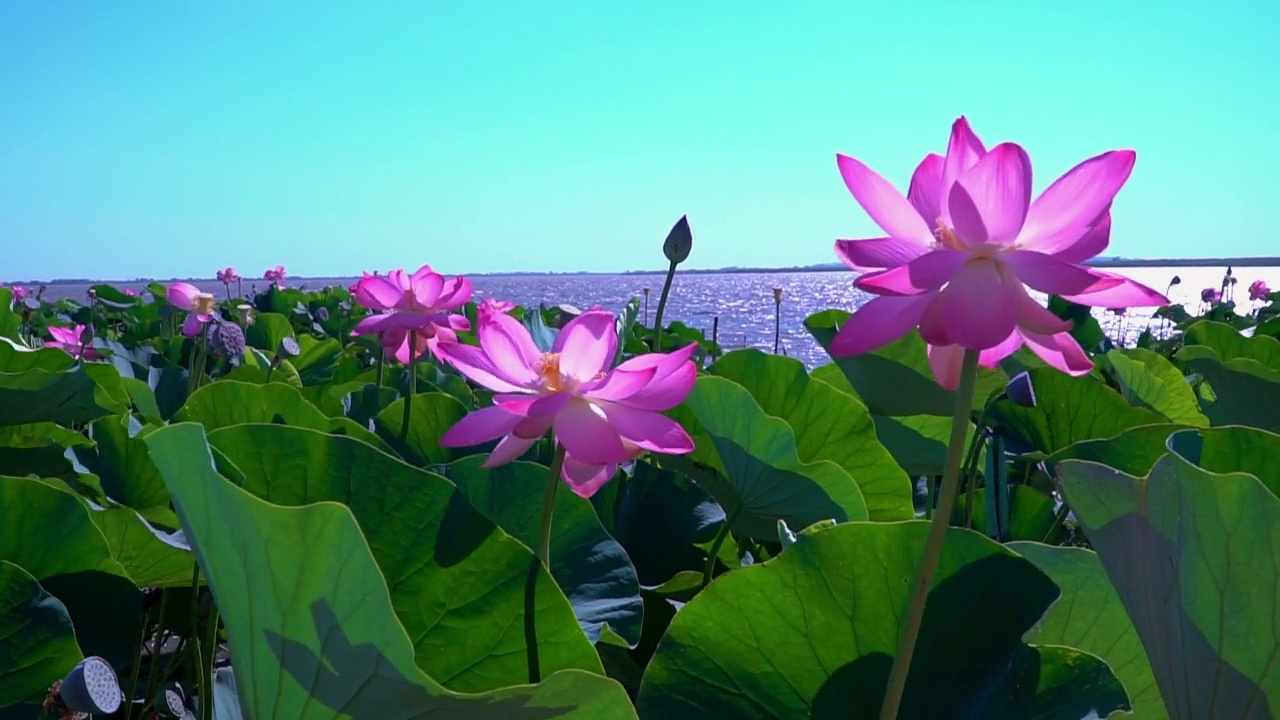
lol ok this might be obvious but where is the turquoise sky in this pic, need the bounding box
[1,1,1276,281]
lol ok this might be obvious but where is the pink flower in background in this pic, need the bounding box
[830,117,1168,389]
[263,265,287,288]
[123,288,136,297]
[167,282,219,338]
[1249,280,1271,302]
[435,309,697,497]
[351,264,473,363]
[1201,287,1222,304]
[478,297,516,319]
[6,285,25,302]
[46,325,102,360]
[216,267,240,283]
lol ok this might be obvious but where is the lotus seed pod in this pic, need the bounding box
[662,215,692,264]
[153,682,187,718]
[1006,371,1037,408]
[279,336,301,357]
[58,656,122,714]
[206,321,246,357]
[22,297,40,312]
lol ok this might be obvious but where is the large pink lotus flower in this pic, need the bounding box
[351,264,473,363]
[167,282,219,338]
[216,267,240,283]
[263,265,286,288]
[46,325,102,360]
[831,117,1169,389]
[434,309,697,498]
[1249,280,1271,302]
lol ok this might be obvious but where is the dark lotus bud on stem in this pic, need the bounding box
[663,215,692,264]
[315,306,330,322]
[1006,371,1037,408]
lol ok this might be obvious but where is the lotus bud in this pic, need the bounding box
[1006,371,1037,408]
[662,215,692,265]
[236,304,255,327]
[153,682,188,718]
[1169,275,1181,286]
[77,324,95,345]
[279,336,301,358]
[314,306,330,322]
[56,656,122,714]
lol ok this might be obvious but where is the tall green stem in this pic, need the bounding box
[140,590,171,716]
[401,332,417,444]
[200,604,219,720]
[879,349,979,720]
[701,505,741,588]
[525,444,566,685]
[189,564,210,720]
[375,344,385,388]
[651,261,677,351]
[538,444,566,568]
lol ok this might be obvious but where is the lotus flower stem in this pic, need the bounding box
[140,590,170,717]
[401,331,417,443]
[538,444,566,568]
[189,564,210,720]
[651,260,677,351]
[200,604,219,720]
[879,348,979,720]
[123,608,152,720]
[961,430,989,529]
[375,345,385,389]
[525,443,567,685]
[701,504,741,588]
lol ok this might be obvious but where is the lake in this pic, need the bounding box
[21,265,1279,368]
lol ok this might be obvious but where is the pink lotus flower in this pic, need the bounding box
[5,285,25,303]
[351,264,473,363]
[1201,287,1222,304]
[434,309,697,497]
[167,282,219,338]
[123,288,136,297]
[1249,280,1271,302]
[478,297,516,318]
[831,117,1168,389]
[263,265,286,288]
[46,325,102,360]
[216,267,240,283]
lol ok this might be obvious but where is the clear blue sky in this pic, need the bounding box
[1,0,1276,281]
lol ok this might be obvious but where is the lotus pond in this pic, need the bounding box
[5,126,1280,718]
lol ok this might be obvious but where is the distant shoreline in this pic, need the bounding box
[13,256,1280,285]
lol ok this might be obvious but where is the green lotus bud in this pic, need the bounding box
[662,215,692,264]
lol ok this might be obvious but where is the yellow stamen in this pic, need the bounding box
[933,218,963,250]
[535,352,563,391]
